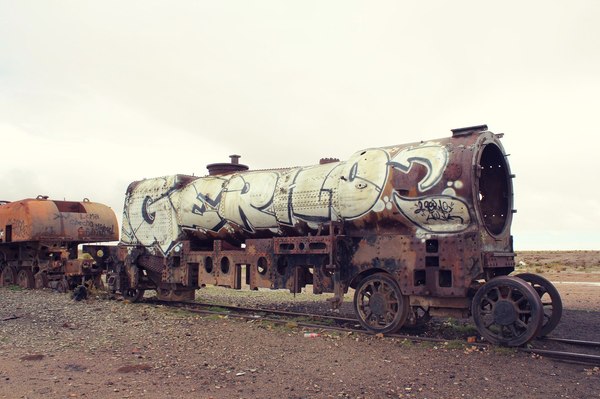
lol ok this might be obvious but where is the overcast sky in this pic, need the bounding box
[1,1,599,250]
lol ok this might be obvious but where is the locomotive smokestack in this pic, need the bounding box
[206,154,249,176]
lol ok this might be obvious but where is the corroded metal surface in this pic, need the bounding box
[0,197,118,290]
[105,125,554,344]
[0,197,118,243]
[120,127,512,255]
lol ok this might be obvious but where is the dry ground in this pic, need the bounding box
[1,251,599,399]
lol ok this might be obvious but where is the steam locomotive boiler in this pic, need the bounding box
[0,196,118,291]
[106,125,562,346]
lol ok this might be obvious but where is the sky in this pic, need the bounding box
[1,1,599,250]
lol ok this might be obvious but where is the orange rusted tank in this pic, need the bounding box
[0,196,118,243]
[0,196,118,292]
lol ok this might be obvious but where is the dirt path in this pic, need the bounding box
[1,280,599,399]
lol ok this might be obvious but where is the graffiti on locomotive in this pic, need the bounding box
[124,140,472,254]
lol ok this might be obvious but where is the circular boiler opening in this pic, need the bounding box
[477,143,512,235]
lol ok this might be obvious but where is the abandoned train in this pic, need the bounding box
[0,196,118,291]
[92,124,560,346]
[0,125,562,346]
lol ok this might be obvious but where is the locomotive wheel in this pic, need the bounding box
[0,266,17,287]
[353,273,409,334]
[34,272,49,289]
[56,279,69,293]
[515,273,563,337]
[16,269,34,289]
[122,288,145,302]
[472,276,543,346]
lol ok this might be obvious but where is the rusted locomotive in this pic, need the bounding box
[103,125,562,346]
[0,196,118,291]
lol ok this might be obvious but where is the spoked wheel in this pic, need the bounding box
[122,288,145,302]
[34,272,48,289]
[0,266,17,286]
[515,273,563,337]
[16,269,34,289]
[472,276,543,346]
[56,279,69,293]
[353,273,409,334]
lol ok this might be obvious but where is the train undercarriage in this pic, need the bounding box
[99,230,562,347]
[0,242,106,292]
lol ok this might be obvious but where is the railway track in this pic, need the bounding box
[540,337,600,348]
[525,337,600,366]
[145,298,600,367]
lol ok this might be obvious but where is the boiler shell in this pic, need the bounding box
[120,129,513,255]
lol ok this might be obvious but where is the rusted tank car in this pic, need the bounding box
[0,196,118,291]
[106,125,561,346]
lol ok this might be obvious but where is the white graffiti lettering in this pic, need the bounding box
[388,144,448,192]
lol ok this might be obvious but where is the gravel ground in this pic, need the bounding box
[1,268,600,399]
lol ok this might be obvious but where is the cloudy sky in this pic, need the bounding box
[1,1,599,250]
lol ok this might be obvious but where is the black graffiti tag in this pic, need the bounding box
[142,196,156,224]
[414,199,464,224]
